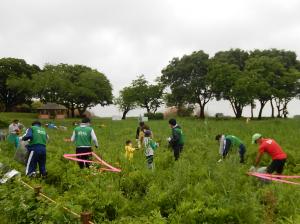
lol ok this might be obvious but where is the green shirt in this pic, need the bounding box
[29,126,47,146]
[74,126,93,147]
[225,135,243,147]
[172,126,184,145]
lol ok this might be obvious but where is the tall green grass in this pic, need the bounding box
[1,113,300,223]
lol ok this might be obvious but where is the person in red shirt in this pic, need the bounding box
[252,133,287,174]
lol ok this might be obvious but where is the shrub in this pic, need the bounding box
[144,113,164,120]
[177,106,194,117]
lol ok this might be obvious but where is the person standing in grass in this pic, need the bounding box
[8,119,21,149]
[168,118,184,161]
[136,121,145,149]
[143,130,158,170]
[71,117,99,169]
[124,140,135,161]
[21,121,48,177]
[215,134,246,163]
[252,133,287,174]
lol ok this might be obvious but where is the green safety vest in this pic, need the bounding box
[29,126,47,146]
[173,126,184,145]
[225,135,243,147]
[74,126,93,147]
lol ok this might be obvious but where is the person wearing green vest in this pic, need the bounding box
[215,134,246,163]
[168,118,184,160]
[71,117,99,169]
[21,121,48,177]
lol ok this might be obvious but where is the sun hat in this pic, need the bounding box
[252,133,262,144]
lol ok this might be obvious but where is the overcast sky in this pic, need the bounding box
[1,0,300,117]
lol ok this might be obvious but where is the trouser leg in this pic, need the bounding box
[239,144,246,163]
[26,150,37,176]
[173,145,180,160]
[146,155,154,169]
[76,147,92,169]
[37,150,47,176]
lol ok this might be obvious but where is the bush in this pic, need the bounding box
[0,119,9,128]
[177,106,194,117]
[144,113,164,120]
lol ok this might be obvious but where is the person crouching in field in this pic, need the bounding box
[144,130,158,170]
[252,133,287,174]
[21,121,48,177]
[125,140,135,161]
[215,134,246,163]
[71,117,99,169]
[168,119,184,161]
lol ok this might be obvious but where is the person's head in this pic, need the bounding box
[168,118,177,127]
[144,130,152,137]
[252,133,262,144]
[143,124,150,131]
[82,117,91,124]
[215,134,222,141]
[32,120,41,126]
[125,140,132,146]
[13,119,19,124]
[139,121,145,128]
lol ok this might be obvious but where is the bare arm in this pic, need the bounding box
[255,152,263,167]
[91,129,99,147]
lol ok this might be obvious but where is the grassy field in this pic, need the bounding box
[1,113,300,223]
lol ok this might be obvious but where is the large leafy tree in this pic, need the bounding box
[210,49,251,118]
[249,49,300,117]
[208,61,254,118]
[114,86,137,120]
[0,58,40,111]
[245,56,285,119]
[32,64,113,117]
[130,75,164,113]
[73,70,113,116]
[161,50,212,118]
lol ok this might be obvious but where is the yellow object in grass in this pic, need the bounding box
[125,145,136,160]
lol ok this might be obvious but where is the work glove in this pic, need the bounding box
[167,137,171,142]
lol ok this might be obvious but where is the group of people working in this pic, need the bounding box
[125,118,185,170]
[6,117,287,178]
[6,117,184,176]
[216,133,287,174]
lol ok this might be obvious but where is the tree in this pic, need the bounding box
[73,70,113,116]
[0,58,40,111]
[161,50,212,118]
[245,56,284,119]
[249,49,300,117]
[208,61,254,118]
[131,75,164,113]
[273,69,300,118]
[114,87,137,119]
[31,64,113,117]
[210,49,251,118]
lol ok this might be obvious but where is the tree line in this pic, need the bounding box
[1,48,300,119]
[117,48,300,119]
[0,58,112,117]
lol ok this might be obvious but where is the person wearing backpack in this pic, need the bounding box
[143,130,158,170]
[71,117,99,169]
[21,121,48,177]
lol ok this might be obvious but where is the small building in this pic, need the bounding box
[38,103,67,119]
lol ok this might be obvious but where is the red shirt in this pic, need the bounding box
[259,138,287,160]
